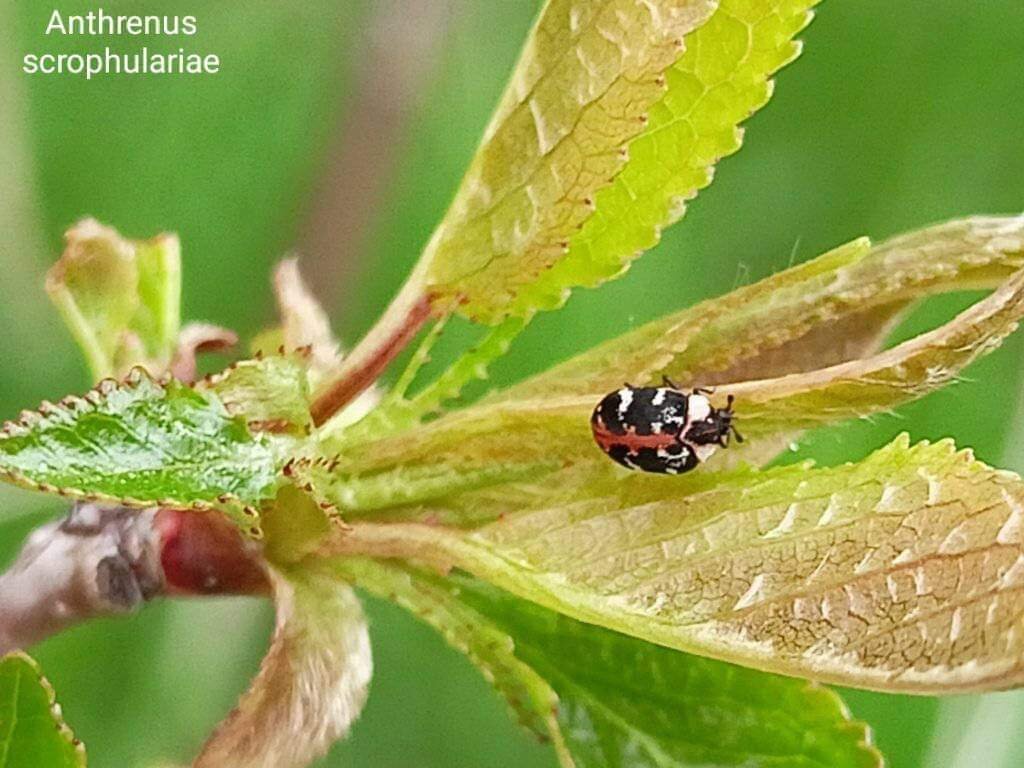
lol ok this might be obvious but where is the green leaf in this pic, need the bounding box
[417,0,719,323]
[335,558,881,768]
[366,435,1024,694]
[289,456,556,517]
[199,353,312,436]
[508,0,821,318]
[194,566,371,768]
[0,652,85,768]
[460,574,880,768]
[333,559,564,750]
[45,219,181,381]
[0,370,278,534]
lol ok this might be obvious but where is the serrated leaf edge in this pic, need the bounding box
[0,651,86,766]
[0,367,268,538]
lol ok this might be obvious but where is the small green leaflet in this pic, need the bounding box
[45,218,181,380]
[0,370,279,534]
[0,653,85,768]
[199,352,312,435]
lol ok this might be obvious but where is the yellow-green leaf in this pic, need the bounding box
[333,558,881,768]
[290,456,555,518]
[314,0,821,424]
[419,0,719,323]
[727,268,1024,442]
[314,218,1024,504]
[335,436,1024,694]
[46,218,181,380]
[506,216,1024,401]
[508,0,821,318]
[261,484,333,566]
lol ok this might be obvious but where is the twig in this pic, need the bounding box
[0,504,161,654]
[0,504,268,655]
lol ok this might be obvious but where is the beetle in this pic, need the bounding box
[590,378,742,474]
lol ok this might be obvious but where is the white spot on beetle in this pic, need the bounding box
[651,388,667,406]
[687,394,711,422]
[617,388,634,414]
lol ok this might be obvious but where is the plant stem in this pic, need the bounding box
[310,284,432,426]
[0,504,268,654]
[0,505,161,654]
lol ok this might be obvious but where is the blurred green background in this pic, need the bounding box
[2,1,1024,766]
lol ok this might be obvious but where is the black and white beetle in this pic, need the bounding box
[590,379,742,474]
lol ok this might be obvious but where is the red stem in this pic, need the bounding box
[0,505,269,655]
[311,292,432,426]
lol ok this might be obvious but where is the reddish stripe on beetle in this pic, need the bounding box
[592,418,678,452]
